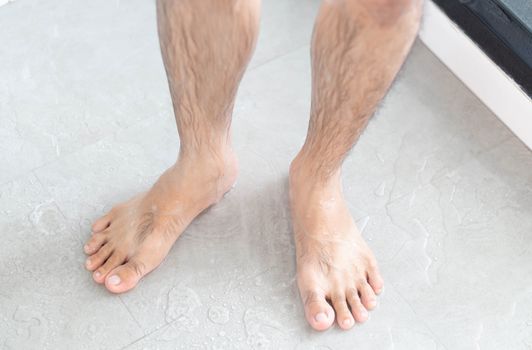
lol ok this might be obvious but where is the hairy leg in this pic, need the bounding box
[290,0,422,331]
[84,0,260,293]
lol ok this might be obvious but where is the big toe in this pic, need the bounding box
[302,291,335,331]
[105,259,147,294]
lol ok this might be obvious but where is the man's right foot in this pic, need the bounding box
[83,149,238,293]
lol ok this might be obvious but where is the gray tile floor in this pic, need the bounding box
[1,0,531,349]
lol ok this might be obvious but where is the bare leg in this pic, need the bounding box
[84,0,260,293]
[290,0,422,331]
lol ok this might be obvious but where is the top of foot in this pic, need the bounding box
[83,151,238,293]
[289,164,384,331]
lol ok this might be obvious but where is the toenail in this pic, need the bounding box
[343,319,353,327]
[360,309,368,318]
[315,312,328,323]
[85,258,91,267]
[84,244,89,251]
[108,275,121,285]
[94,271,101,279]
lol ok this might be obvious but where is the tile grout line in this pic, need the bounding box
[2,44,312,189]
[31,155,158,350]
[248,42,310,72]
[32,165,147,348]
[118,296,144,334]
[117,319,174,350]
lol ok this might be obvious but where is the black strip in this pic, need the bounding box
[432,0,532,97]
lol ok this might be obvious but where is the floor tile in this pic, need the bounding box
[0,175,143,350]
[1,0,531,348]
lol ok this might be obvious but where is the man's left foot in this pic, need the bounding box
[289,159,384,331]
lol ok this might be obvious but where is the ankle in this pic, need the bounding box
[289,153,342,194]
[178,144,237,173]
[178,130,233,157]
[179,135,235,162]
[174,143,238,195]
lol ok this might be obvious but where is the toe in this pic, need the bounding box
[367,261,384,294]
[84,232,107,255]
[85,243,112,271]
[104,239,170,293]
[92,214,111,233]
[358,280,377,310]
[302,291,335,331]
[105,258,149,294]
[347,288,369,323]
[331,293,354,330]
[93,251,127,284]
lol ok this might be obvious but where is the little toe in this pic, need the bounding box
[105,258,149,294]
[85,244,112,271]
[84,232,107,255]
[302,291,335,331]
[347,288,369,323]
[332,294,354,330]
[91,214,111,233]
[359,281,377,310]
[93,251,126,284]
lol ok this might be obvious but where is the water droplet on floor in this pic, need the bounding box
[165,285,202,328]
[374,181,386,197]
[356,216,370,234]
[247,332,270,349]
[208,305,230,325]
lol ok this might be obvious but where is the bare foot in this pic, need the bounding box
[83,150,238,293]
[289,159,384,331]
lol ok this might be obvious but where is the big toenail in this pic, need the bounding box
[315,312,327,323]
[108,275,121,285]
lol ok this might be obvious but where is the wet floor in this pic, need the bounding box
[1,0,532,349]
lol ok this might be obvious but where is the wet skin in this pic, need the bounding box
[84,0,422,331]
